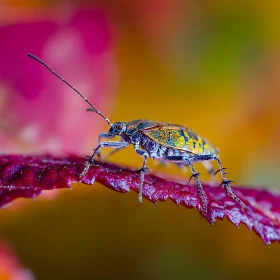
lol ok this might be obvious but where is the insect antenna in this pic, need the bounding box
[27,53,112,126]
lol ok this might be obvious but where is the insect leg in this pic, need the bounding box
[165,155,208,213]
[80,141,129,177]
[213,156,246,210]
[97,135,128,160]
[98,133,111,143]
[96,133,111,159]
[201,161,217,185]
[202,161,215,176]
[135,148,149,204]
[103,144,127,161]
[175,163,189,174]
[188,163,207,213]
[154,160,188,174]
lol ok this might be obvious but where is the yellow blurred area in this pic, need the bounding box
[0,1,280,279]
[0,183,280,279]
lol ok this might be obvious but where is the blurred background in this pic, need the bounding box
[0,0,279,279]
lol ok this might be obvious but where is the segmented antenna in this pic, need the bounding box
[27,53,112,126]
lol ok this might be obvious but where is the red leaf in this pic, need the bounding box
[0,154,279,245]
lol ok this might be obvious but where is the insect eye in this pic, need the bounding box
[117,124,123,130]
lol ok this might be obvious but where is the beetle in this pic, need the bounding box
[27,53,246,213]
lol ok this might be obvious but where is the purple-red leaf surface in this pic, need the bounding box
[0,154,279,245]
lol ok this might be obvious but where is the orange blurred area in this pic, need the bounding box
[0,1,280,279]
[0,241,33,280]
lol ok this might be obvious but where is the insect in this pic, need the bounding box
[27,53,246,213]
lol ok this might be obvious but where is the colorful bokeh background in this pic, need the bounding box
[0,1,280,279]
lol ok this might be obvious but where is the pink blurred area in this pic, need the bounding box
[0,4,117,154]
[0,241,34,280]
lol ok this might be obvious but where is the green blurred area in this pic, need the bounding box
[1,0,280,279]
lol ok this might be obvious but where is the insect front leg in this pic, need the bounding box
[80,141,129,177]
[97,134,127,161]
[103,142,127,161]
[213,156,246,210]
[96,133,112,159]
[165,155,208,213]
[134,148,149,204]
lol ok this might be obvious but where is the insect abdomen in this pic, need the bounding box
[191,136,218,156]
[141,131,217,158]
[141,135,186,159]
[141,125,218,156]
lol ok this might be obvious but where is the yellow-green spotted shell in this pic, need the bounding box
[135,121,219,156]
